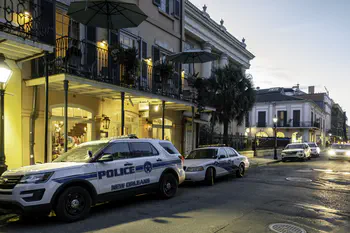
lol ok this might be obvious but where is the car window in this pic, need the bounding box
[186,149,217,159]
[102,142,131,160]
[307,143,317,147]
[331,144,350,149]
[130,142,159,157]
[225,148,237,157]
[159,142,180,155]
[231,148,239,157]
[285,144,304,149]
[218,148,228,158]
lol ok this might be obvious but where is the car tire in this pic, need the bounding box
[55,186,92,223]
[205,167,215,186]
[236,163,245,178]
[282,158,287,162]
[159,173,178,199]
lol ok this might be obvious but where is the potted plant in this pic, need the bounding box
[110,44,140,86]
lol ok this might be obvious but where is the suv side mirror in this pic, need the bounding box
[97,154,113,163]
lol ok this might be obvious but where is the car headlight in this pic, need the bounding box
[328,150,335,156]
[316,148,321,153]
[186,166,204,172]
[19,172,54,184]
[346,151,350,156]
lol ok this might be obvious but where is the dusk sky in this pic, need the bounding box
[190,0,350,112]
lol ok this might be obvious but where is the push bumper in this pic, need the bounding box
[0,200,51,214]
[0,183,58,214]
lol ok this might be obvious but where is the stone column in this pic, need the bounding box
[219,53,229,68]
[201,42,212,78]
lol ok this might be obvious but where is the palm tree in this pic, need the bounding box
[207,63,256,145]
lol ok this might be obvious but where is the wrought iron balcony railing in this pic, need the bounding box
[253,121,321,129]
[32,36,190,101]
[0,0,55,45]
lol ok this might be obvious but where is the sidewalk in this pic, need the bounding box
[248,154,281,168]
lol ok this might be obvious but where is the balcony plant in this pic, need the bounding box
[153,61,174,94]
[110,44,140,86]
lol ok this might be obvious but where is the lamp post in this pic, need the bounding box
[273,116,278,160]
[0,53,13,175]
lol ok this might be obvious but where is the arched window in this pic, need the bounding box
[277,132,285,138]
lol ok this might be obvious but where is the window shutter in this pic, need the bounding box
[174,0,180,18]
[142,41,147,59]
[87,26,96,42]
[39,0,55,45]
[153,0,161,6]
[110,31,118,45]
[152,46,160,63]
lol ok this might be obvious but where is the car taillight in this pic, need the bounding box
[178,155,185,166]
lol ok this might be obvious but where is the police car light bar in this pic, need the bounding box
[198,144,227,148]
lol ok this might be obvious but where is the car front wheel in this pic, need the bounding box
[205,168,215,186]
[236,163,245,178]
[55,186,92,222]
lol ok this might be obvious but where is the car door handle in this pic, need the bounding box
[156,158,163,162]
[124,162,133,166]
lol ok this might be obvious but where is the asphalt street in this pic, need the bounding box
[0,153,349,233]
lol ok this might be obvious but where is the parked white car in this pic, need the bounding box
[281,143,311,162]
[184,146,249,185]
[0,137,185,222]
[328,144,350,160]
[307,142,321,157]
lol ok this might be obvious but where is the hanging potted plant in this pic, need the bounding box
[110,44,140,86]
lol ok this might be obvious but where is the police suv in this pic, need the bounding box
[0,137,185,222]
[184,145,249,185]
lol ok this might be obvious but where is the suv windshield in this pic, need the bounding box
[285,144,304,149]
[186,149,217,159]
[54,141,108,163]
[307,143,317,147]
[331,144,350,150]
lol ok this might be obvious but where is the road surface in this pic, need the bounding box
[0,154,349,233]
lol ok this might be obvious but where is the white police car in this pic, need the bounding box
[281,143,311,162]
[328,143,350,160]
[0,137,185,222]
[184,146,249,185]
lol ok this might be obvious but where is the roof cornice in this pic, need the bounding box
[185,1,255,60]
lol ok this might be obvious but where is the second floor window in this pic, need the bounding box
[56,10,80,40]
[257,111,266,127]
[154,0,180,18]
[120,34,135,49]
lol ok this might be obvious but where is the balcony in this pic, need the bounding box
[0,0,55,62]
[32,36,189,102]
[253,121,321,129]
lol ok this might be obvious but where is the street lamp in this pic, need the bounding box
[0,53,13,175]
[273,116,278,160]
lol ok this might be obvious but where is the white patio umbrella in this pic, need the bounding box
[167,50,218,75]
[67,0,147,30]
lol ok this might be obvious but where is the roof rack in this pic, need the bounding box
[109,134,138,140]
[198,144,227,148]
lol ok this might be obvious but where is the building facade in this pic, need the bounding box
[331,103,347,141]
[184,2,254,150]
[1,0,221,170]
[247,88,327,145]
